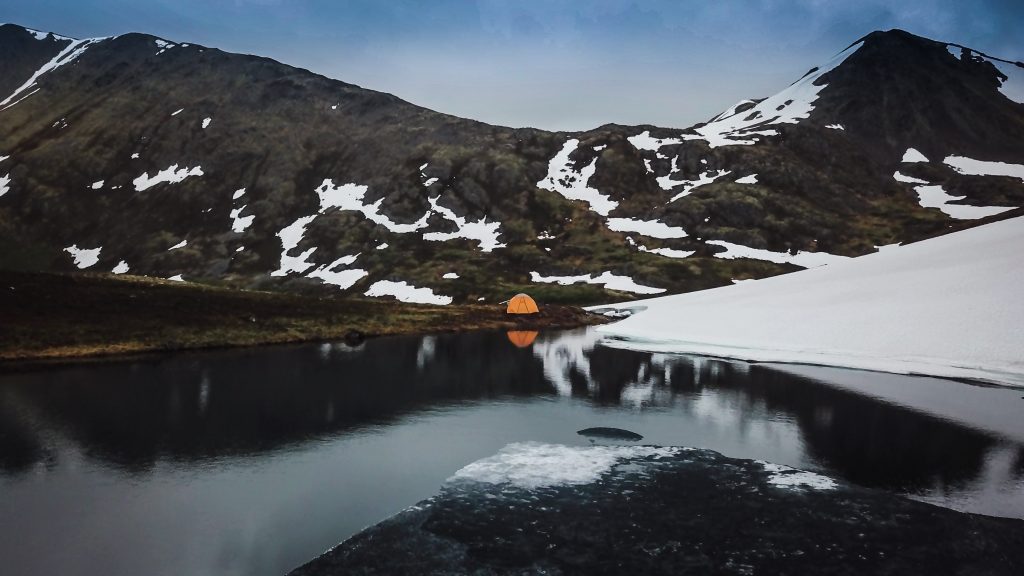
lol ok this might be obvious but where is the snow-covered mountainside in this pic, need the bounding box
[594,216,1024,386]
[0,25,1022,303]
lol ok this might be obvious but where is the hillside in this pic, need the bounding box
[1,25,1022,303]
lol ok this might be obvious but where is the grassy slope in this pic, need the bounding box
[0,271,606,363]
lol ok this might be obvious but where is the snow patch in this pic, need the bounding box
[376,243,388,250]
[201,117,212,129]
[442,272,459,279]
[943,156,1024,181]
[167,275,184,282]
[364,280,452,305]
[735,174,758,184]
[914,184,1014,220]
[307,256,368,289]
[1,37,105,108]
[825,124,845,130]
[64,245,101,269]
[111,261,129,274]
[595,216,1024,387]
[232,188,246,200]
[230,206,254,233]
[893,171,928,184]
[133,164,204,191]
[638,245,695,259]
[708,240,849,268]
[171,108,184,116]
[759,462,837,490]
[316,179,430,234]
[423,196,505,252]
[537,139,618,216]
[449,442,679,490]
[667,169,731,201]
[531,271,665,295]
[270,215,318,276]
[168,239,187,250]
[627,131,682,151]
[0,174,10,197]
[902,148,929,163]
[607,217,687,239]
[90,180,104,190]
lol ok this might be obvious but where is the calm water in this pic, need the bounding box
[1,328,1022,576]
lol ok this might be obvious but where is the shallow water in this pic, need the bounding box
[1,328,1022,576]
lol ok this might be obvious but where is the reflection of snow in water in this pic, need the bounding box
[416,336,437,371]
[911,444,1024,519]
[531,329,602,396]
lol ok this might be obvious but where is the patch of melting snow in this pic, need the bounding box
[943,156,1024,181]
[270,215,318,276]
[167,275,184,282]
[531,271,665,295]
[537,139,618,216]
[638,245,695,259]
[111,260,129,274]
[893,171,928,184]
[90,180,104,190]
[0,174,10,197]
[914,185,1014,220]
[667,169,731,201]
[902,148,929,163]
[758,461,837,490]
[607,217,687,239]
[423,196,505,252]
[442,272,459,279]
[364,280,453,305]
[171,108,184,116]
[708,240,849,268]
[201,117,211,129]
[626,131,682,151]
[316,179,430,234]
[307,256,368,289]
[133,164,204,191]
[230,206,254,233]
[232,188,246,200]
[449,442,679,490]
[735,174,758,184]
[64,245,101,269]
[1,37,105,108]
[168,240,187,250]
[131,153,140,159]
[376,243,388,250]
[825,124,845,130]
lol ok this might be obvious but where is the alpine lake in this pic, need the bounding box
[2,327,1023,575]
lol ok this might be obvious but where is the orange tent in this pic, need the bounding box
[506,293,539,314]
[506,330,538,348]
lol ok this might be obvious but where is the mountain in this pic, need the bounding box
[1,25,1022,304]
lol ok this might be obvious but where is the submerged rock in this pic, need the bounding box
[290,443,1024,575]
[576,427,644,441]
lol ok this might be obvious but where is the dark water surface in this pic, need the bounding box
[1,328,1022,576]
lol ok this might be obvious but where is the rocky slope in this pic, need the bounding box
[1,25,1022,304]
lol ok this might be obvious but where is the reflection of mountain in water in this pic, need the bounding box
[0,329,1021,505]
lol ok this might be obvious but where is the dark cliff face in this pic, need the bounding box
[0,24,1021,302]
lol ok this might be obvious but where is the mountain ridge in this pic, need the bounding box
[1,23,1022,304]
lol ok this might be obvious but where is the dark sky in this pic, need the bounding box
[4,1,1023,130]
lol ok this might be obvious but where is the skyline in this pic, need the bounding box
[4,1,1023,131]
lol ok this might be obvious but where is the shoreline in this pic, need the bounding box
[0,270,607,369]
